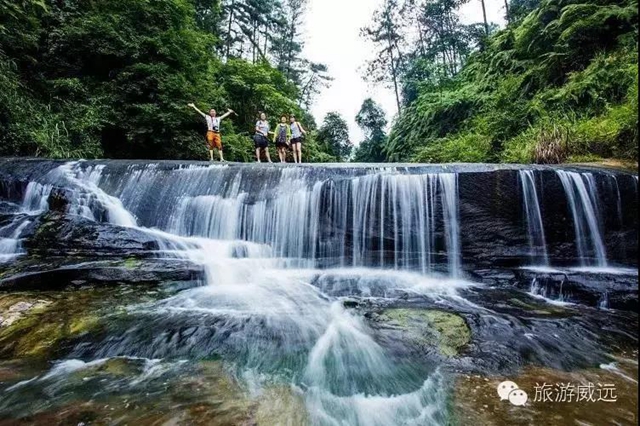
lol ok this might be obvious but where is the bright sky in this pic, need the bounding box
[303,0,507,145]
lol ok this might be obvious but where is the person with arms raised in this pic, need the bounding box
[188,103,235,162]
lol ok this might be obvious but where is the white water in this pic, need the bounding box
[556,170,608,267]
[528,278,574,306]
[0,181,53,263]
[2,161,636,425]
[519,170,549,265]
[26,162,469,425]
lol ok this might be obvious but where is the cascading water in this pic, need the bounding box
[519,170,549,266]
[0,181,52,263]
[72,163,462,276]
[1,159,638,425]
[2,161,465,424]
[556,170,608,267]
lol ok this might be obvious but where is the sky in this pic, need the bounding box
[303,0,507,145]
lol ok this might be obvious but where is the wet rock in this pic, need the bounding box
[0,258,204,290]
[0,296,52,328]
[374,308,471,357]
[23,212,161,258]
[452,358,638,426]
[253,385,309,426]
[47,188,70,213]
[0,288,158,359]
[513,268,638,311]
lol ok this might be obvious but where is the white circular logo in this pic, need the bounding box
[508,388,528,406]
[497,380,519,401]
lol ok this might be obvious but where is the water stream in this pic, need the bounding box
[0,160,637,425]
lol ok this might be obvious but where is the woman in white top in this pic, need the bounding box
[254,112,273,163]
[289,114,307,163]
[188,103,235,161]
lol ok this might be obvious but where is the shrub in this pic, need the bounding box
[412,133,492,163]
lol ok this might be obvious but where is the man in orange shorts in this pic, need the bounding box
[188,103,235,161]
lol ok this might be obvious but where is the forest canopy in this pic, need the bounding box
[2,0,638,164]
[0,0,342,161]
[354,0,638,164]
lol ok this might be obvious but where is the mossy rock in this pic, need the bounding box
[254,385,309,426]
[508,297,570,316]
[0,291,105,358]
[122,257,143,269]
[378,308,471,357]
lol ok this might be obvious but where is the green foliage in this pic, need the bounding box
[353,98,388,162]
[0,0,331,161]
[413,133,492,163]
[384,0,638,164]
[316,112,352,161]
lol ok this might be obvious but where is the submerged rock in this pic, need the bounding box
[253,385,309,426]
[452,354,638,426]
[375,308,471,357]
[0,287,167,359]
[0,297,52,328]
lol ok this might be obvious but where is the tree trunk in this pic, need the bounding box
[263,24,268,58]
[252,20,257,63]
[226,2,235,59]
[286,22,295,79]
[504,0,510,23]
[480,0,489,35]
[387,37,401,112]
[417,19,427,57]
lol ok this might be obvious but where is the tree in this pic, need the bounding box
[299,61,333,108]
[352,98,388,162]
[361,0,405,112]
[316,112,352,161]
[0,0,335,162]
[480,0,489,35]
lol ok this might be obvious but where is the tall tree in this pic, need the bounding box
[299,61,333,108]
[353,98,388,162]
[480,0,489,35]
[316,112,352,161]
[361,0,404,112]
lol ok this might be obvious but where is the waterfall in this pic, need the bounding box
[519,170,549,265]
[439,174,460,277]
[556,170,607,267]
[1,158,638,426]
[0,181,51,263]
[62,163,462,277]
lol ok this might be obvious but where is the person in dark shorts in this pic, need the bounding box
[273,115,291,163]
[254,112,273,163]
[289,114,307,163]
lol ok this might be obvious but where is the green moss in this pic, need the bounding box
[378,308,471,357]
[0,292,107,358]
[123,257,142,269]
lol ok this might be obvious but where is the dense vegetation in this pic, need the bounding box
[3,0,636,164]
[0,0,344,162]
[356,0,638,164]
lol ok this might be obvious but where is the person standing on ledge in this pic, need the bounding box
[188,103,235,162]
[273,115,291,163]
[289,114,307,163]
[254,112,273,163]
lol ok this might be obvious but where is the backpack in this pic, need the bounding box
[277,124,288,143]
